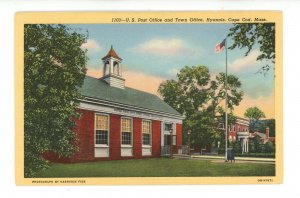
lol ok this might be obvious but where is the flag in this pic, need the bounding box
[215,38,226,53]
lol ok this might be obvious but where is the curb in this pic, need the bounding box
[191,155,275,162]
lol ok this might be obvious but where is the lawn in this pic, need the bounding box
[36,158,275,178]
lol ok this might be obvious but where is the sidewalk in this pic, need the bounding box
[190,154,275,164]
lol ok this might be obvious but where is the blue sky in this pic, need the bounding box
[70,24,275,117]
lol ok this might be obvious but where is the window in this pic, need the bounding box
[172,135,176,145]
[142,120,151,145]
[122,117,132,145]
[164,123,173,131]
[164,123,176,146]
[113,62,119,75]
[164,135,171,145]
[95,114,109,145]
[104,61,110,75]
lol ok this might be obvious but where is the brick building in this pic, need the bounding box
[218,117,250,153]
[45,46,184,162]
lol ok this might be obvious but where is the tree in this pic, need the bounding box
[259,119,276,137]
[249,139,256,153]
[265,141,275,153]
[158,65,243,148]
[24,24,88,177]
[227,23,275,74]
[244,107,265,132]
[233,141,241,154]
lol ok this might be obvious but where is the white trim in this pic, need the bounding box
[95,147,109,158]
[95,145,109,148]
[142,145,152,148]
[120,116,133,157]
[142,119,152,146]
[79,97,184,121]
[94,113,110,157]
[121,116,133,146]
[142,147,152,156]
[161,122,177,146]
[236,118,250,126]
[120,145,133,148]
[94,113,110,147]
[79,101,183,124]
[142,119,152,156]
[161,122,164,146]
[163,122,176,135]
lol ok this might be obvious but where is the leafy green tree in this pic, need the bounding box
[253,136,262,153]
[244,106,265,132]
[227,23,275,74]
[233,141,241,154]
[24,24,88,177]
[259,119,276,137]
[265,141,275,153]
[249,139,256,153]
[259,142,266,153]
[158,65,243,148]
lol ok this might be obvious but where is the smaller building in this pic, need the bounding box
[218,117,250,153]
[250,127,275,144]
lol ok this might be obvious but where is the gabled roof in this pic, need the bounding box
[78,76,181,116]
[253,132,266,138]
[101,46,122,61]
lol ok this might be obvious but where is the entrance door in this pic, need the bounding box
[164,134,171,146]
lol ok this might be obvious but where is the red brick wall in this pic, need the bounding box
[73,109,95,161]
[176,124,182,147]
[109,114,121,160]
[44,109,182,162]
[133,118,142,157]
[152,120,161,157]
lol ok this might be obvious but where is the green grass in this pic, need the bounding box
[36,158,275,178]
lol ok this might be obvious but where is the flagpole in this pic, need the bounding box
[225,38,228,162]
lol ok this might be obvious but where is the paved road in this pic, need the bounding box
[191,155,275,164]
[172,154,275,164]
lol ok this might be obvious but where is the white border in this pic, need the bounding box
[1,0,300,198]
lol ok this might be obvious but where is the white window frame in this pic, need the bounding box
[94,113,110,147]
[163,122,176,146]
[142,119,152,156]
[121,116,133,146]
[142,119,152,146]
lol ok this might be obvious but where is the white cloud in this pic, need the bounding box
[229,50,261,71]
[130,38,200,57]
[168,68,180,76]
[81,39,101,52]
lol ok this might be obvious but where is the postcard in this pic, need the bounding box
[15,11,283,185]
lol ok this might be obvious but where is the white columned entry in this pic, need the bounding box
[237,131,250,153]
[242,138,247,153]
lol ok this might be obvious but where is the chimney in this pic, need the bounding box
[266,127,270,139]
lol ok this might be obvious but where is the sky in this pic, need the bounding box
[71,24,275,119]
